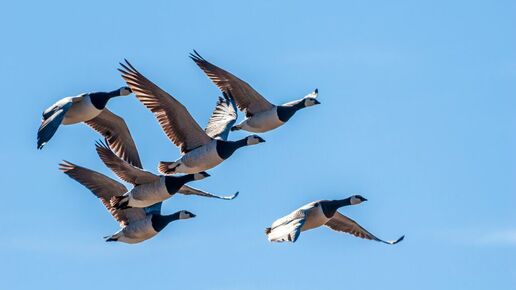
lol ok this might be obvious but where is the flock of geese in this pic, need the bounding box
[38,51,404,245]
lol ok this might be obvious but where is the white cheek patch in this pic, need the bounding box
[305,99,317,106]
[247,137,259,145]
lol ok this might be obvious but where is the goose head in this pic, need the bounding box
[119,86,132,96]
[303,97,320,107]
[302,89,320,107]
[350,195,367,205]
[246,135,266,145]
[179,210,196,220]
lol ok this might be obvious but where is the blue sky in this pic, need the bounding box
[2,0,515,289]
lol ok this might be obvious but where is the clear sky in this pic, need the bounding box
[1,0,515,289]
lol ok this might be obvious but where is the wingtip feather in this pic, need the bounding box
[388,235,405,245]
[226,191,239,200]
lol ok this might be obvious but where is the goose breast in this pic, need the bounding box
[62,95,102,124]
[244,107,283,132]
[128,177,170,208]
[119,217,157,243]
[180,140,223,171]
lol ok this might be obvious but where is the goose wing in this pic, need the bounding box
[85,109,142,168]
[266,208,307,243]
[190,50,274,117]
[37,99,73,149]
[178,185,239,200]
[95,140,158,185]
[59,161,147,226]
[205,91,238,140]
[325,212,404,245]
[119,60,211,153]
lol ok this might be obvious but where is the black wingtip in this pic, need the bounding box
[223,90,234,99]
[94,139,109,149]
[390,235,405,245]
[221,91,231,102]
[190,49,206,62]
[315,88,318,94]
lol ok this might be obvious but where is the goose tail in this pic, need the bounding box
[158,161,180,174]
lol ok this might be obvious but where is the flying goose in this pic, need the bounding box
[37,87,142,167]
[94,140,238,210]
[265,195,404,244]
[190,50,320,133]
[59,161,196,244]
[118,60,265,174]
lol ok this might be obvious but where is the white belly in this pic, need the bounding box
[62,95,102,124]
[176,140,223,173]
[301,206,329,232]
[119,217,158,244]
[240,107,284,133]
[128,177,170,208]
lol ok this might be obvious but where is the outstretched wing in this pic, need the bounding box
[325,212,404,245]
[190,50,274,117]
[205,91,238,140]
[37,99,73,149]
[59,161,147,226]
[85,109,142,168]
[266,209,307,243]
[178,185,239,200]
[95,140,158,185]
[119,59,211,153]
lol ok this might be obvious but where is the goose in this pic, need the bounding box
[37,87,142,167]
[265,195,404,244]
[190,50,320,133]
[118,60,266,174]
[94,140,238,210]
[59,161,196,244]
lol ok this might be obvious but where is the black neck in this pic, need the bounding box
[321,197,352,218]
[164,175,193,194]
[151,212,180,232]
[292,100,306,110]
[332,198,352,208]
[89,89,121,110]
[277,101,304,122]
[216,138,247,159]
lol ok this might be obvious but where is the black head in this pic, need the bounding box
[303,97,320,107]
[350,195,367,205]
[246,135,266,145]
[178,210,196,219]
[119,86,132,96]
